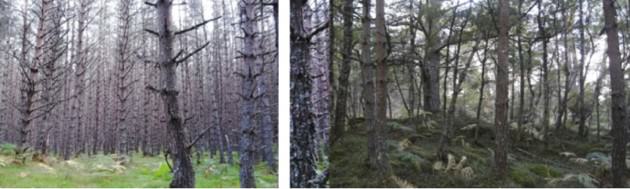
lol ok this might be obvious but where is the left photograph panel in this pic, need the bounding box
[0,0,278,188]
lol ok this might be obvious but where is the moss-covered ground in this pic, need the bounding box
[330,115,616,187]
[0,150,277,188]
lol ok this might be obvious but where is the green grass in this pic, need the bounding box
[0,152,277,188]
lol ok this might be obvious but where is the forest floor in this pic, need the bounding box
[330,114,622,187]
[0,148,277,187]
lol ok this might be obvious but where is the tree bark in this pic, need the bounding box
[372,0,391,179]
[331,0,353,146]
[602,0,626,186]
[290,0,318,187]
[421,0,442,114]
[495,0,510,178]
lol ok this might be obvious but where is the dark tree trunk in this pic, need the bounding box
[290,0,318,187]
[238,0,258,187]
[331,0,353,146]
[474,36,489,141]
[421,0,442,114]
[602,0,626,187]
[146,0,202,187]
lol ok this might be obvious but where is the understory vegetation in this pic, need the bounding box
[0,146,277,188]
[330,115,618,187]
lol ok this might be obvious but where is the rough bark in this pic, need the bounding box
[421,0,442,114]
[238,0,258,187]
[602,0,626,186]
[290,0,321,187]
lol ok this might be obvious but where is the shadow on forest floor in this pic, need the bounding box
[0,149,277,188]
[330,114,624,187]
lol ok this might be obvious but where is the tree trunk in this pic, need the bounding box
[331,0,353,145]
[290,0,318,187]
[150,0,196,187]
[602,0,626,186]
[372,0,391,179]
[360,0,379,173]
[238,0,259,187]
[495,0,509,178]
[537,0,550,145]
[474,36,489,141]
[577,0,586,137]
[421,0,442,114]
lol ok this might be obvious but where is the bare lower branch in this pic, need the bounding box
[144,1,156,7]
[306,19,330,39]
[174,42,210,64]
[186,126,212,150]
[144,28,159,36]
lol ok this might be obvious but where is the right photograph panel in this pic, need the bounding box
[292,0,628,188]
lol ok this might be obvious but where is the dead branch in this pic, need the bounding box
[174,16,221,36]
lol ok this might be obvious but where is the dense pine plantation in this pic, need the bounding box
[0,0,277,187]
[326,0,630,187]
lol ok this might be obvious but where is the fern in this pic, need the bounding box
[390,175,415,188]
[459,167,474,181]
[547,173,599,188]
[460,124,477,131]
[398,139,411,151]
[0,143,16,155]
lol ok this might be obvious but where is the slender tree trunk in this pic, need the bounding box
[577,0,587,137]
[537,0,550,145]
[495,0,509,178]
[331,0,353,145]
[438,6,473,160]
[372,0,391,180]
[474,36,489,141]
[516,0,525,141]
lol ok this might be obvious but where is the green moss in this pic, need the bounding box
[527,163,561,178]
[509,167,537,187]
